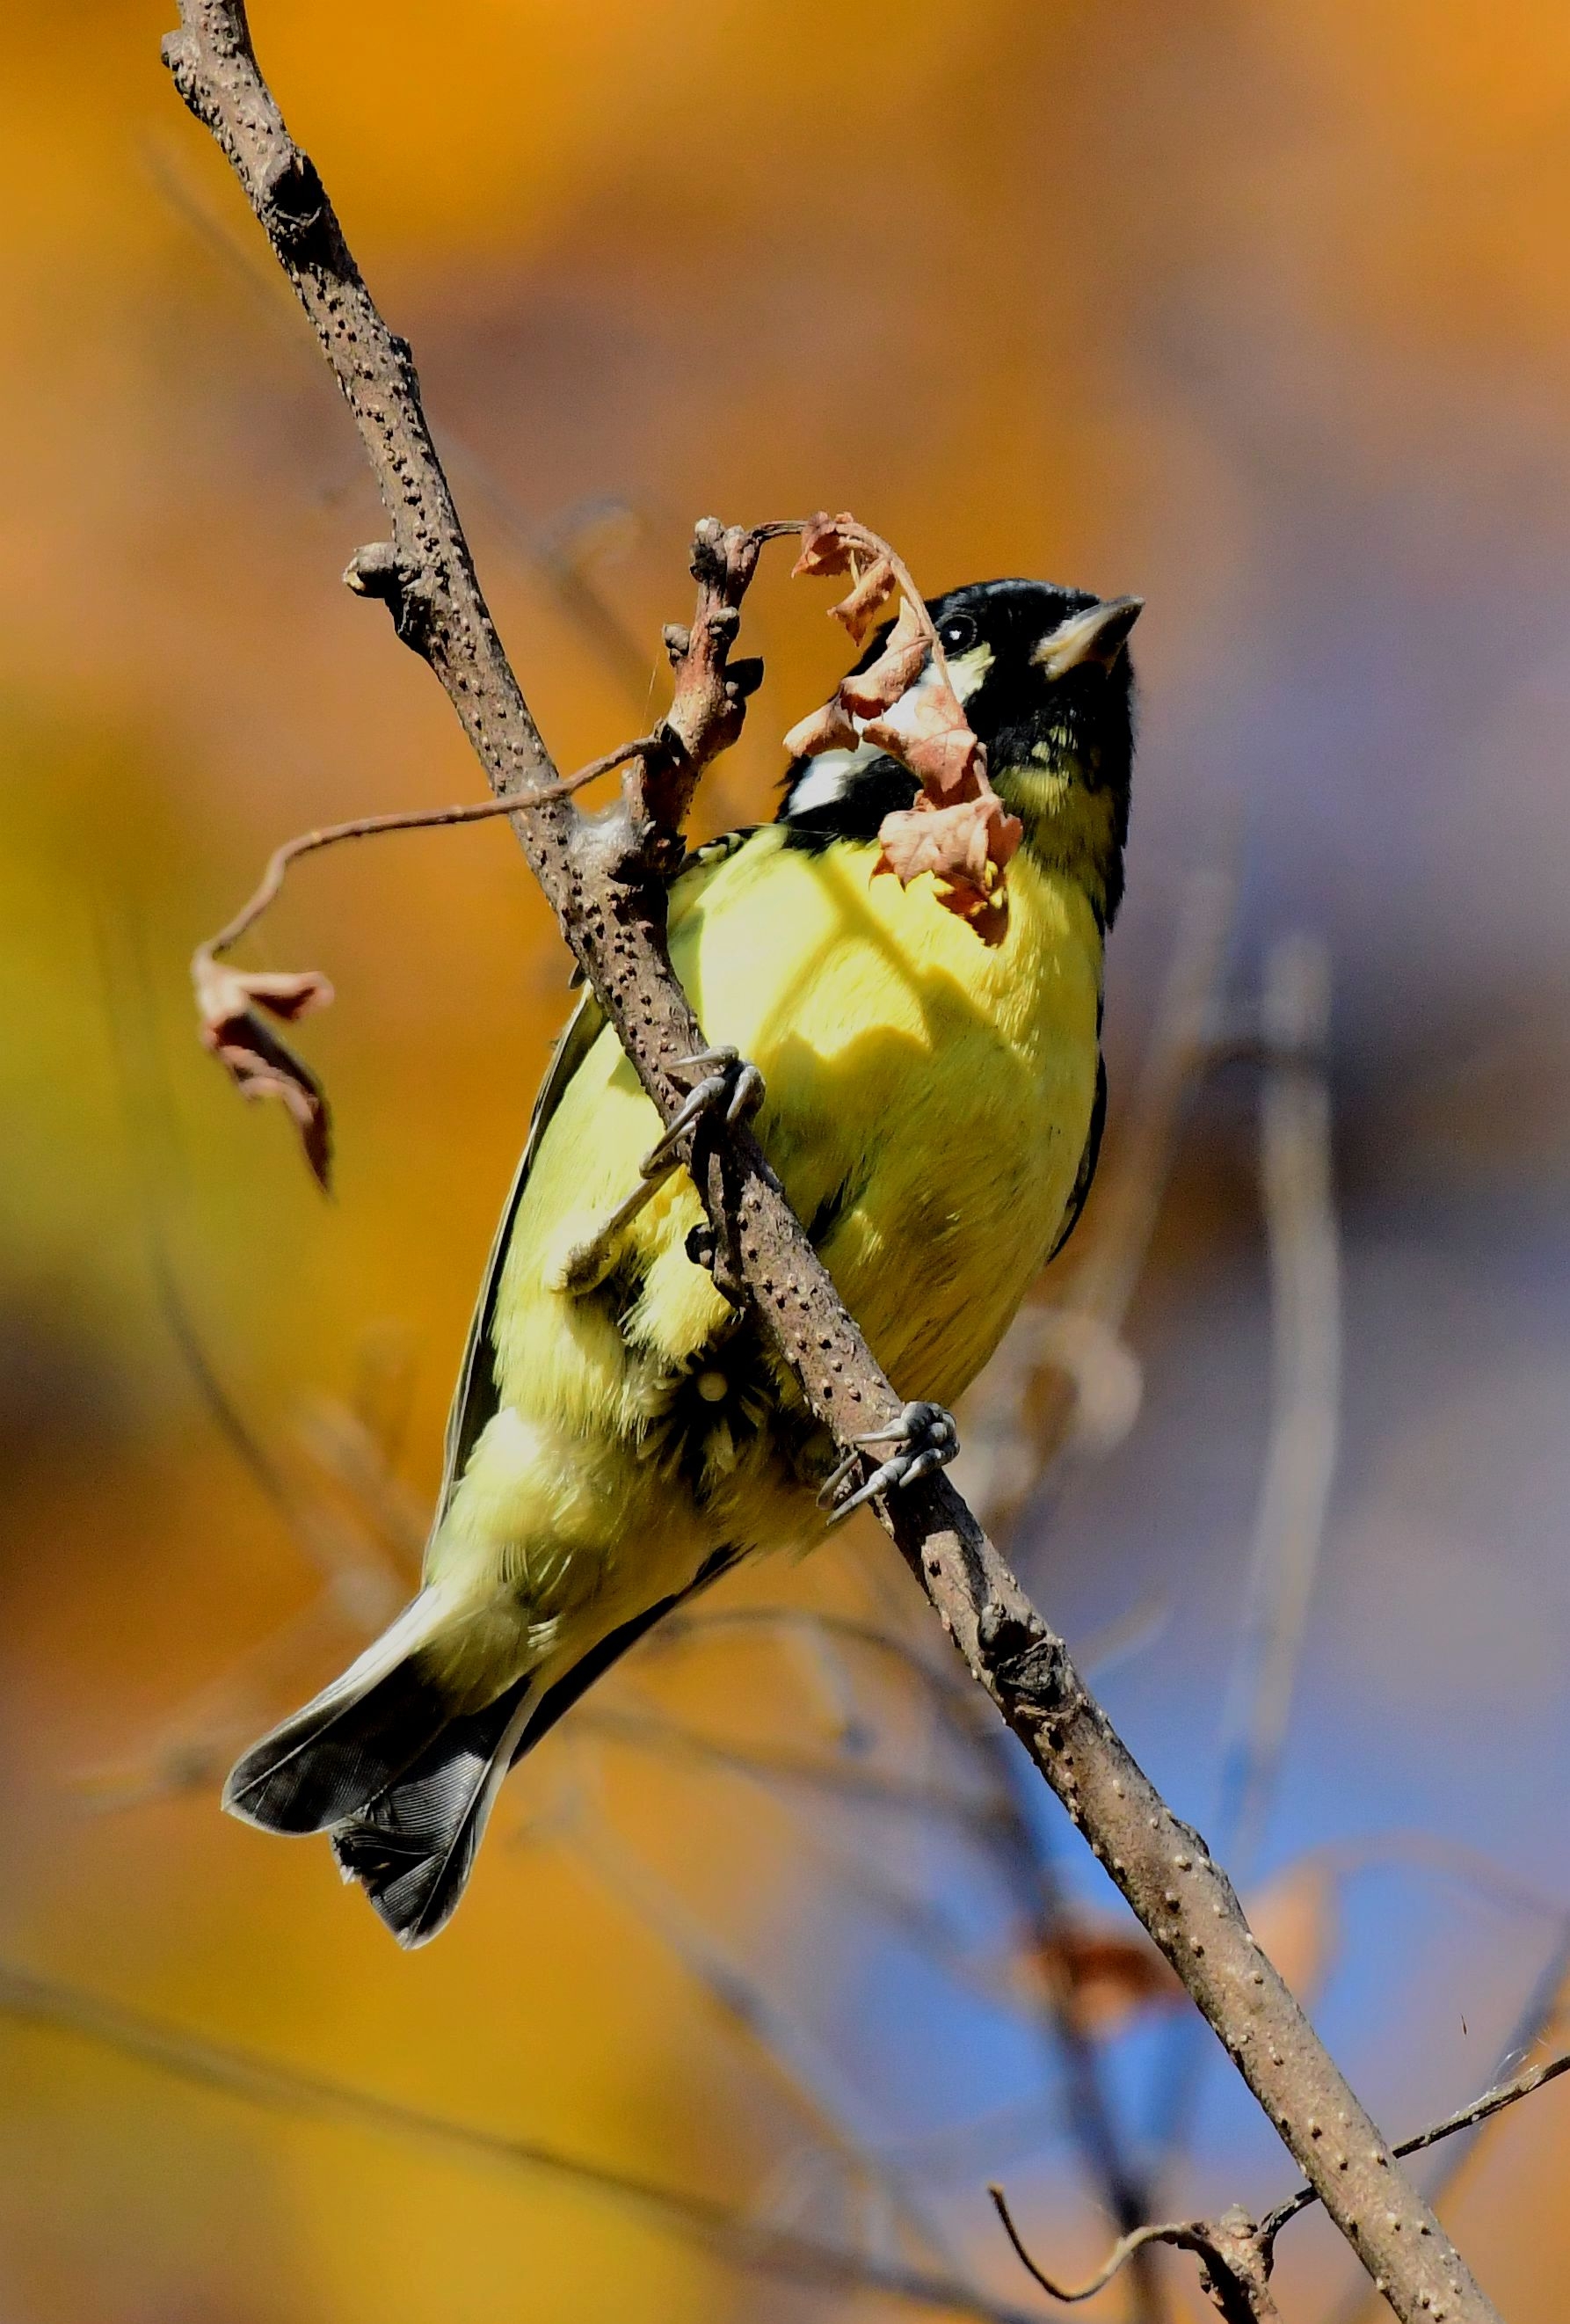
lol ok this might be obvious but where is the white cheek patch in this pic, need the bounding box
[944,641,994,703]
[785,746,872,816]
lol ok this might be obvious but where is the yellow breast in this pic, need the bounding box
[662,829,1103,1402]
[493,827,1101,1445]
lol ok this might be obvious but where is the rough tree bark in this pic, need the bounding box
[159,7,1503,2317]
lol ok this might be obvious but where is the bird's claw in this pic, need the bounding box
[643,1046,765,1174]
[820,1401,960,1525]
[556,1048,766,1296]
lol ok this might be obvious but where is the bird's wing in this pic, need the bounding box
[431,828,761,1534]
[431,988,607,1531]
[676,825,760,880]
[1047,1051,1107,1261]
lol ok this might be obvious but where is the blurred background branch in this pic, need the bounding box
[1152,929,1341,2180]
[0,1963,1043,2324]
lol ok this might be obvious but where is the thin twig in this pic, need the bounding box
[993,2051,1570,2320]
[989,2186,1278,2321]
[159,16,1501,2315]
[1260,2047,1570,2245]
[1217,934,1341,1873]
[194,734,653,966]
[991,2190,1172,2303]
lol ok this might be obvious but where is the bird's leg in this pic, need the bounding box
[554,1047,765,1297]
[819,1400,961,1526]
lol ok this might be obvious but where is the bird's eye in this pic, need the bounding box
[939,611,978,655]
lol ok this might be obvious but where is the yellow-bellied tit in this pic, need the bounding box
[225,578,1143,1945]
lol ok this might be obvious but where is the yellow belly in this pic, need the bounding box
[432,831,1101,1664]
[676,829,1100,1400]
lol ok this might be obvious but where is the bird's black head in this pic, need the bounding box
[931,578,1140,923]
[780,577,1141,925]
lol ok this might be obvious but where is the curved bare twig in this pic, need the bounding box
[195,735,655,966]
[988,2186,1276,2321]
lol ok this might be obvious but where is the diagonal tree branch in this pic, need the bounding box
[1258,2046,1570,2251]
[159,11,1501,2318]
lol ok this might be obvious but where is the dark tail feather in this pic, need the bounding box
[321,1546,747,1949]
[223,1604,454,1836]
[330,1679,534,1949]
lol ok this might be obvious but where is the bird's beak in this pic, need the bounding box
[1033,594,1144,679]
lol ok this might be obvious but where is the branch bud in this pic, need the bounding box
[343,542,401,599]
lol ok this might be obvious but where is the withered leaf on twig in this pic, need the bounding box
[861,668,988,799]
[193,958,335,1190]
[875,790,1021,883]
[830,555,897,646]
[783,515,1021,938]
[839,599,932,719]
[781,696,861,762]
[789,510,860,581]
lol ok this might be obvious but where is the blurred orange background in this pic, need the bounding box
[4,4,1570,2319]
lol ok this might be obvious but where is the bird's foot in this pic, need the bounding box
[642,1046,765,1176]
[819,1400,961,1526]
[555,1046,764,1297]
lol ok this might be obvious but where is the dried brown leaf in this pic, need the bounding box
[876,790,1021,885]
[830,555,897,646]
[1028,1920,1185,2035]
[194,958,335,1189]
[221,966,333,1023]
[840,599,931,718]
[783,516,1024,935]
[781,696,860,762]
[860,667,985,798]
[789,510,859,581]
[1021,1858,1341,2036]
